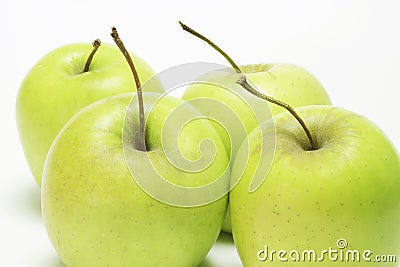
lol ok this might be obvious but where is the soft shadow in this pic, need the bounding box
[217,231,234,245]
[14,182,42,219]
[49,257,65,267]
[53,259,65,267]
[198,258,215,267]
[38,255,65,267]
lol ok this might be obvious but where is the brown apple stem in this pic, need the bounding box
[83,39,101,73]
[179,21,318,150]
[111,27,146,151]
[179,21,241,74]
[236,76,316,149]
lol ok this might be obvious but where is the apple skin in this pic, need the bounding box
[41,92,229,267]
[182,63,332,154]
[16,42,161,186]
[230,105,400,267]
[183,63,332,233]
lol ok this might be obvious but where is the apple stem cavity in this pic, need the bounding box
[83,39,101,73]
[179,21,318,150]
[111,27,147,152]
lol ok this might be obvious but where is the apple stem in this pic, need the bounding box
[178,21,241,74]
[83,39,101,73]
[236,76,317,149]
[179,21,318,150]
[111,27,147,152]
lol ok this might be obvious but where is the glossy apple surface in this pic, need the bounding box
[16,42,161,185]
[231,105,400,266]
[183,63,332,232]
[42,92,229,267]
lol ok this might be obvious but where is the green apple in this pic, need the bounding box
[230,105,400,266]
[179,21,333,233]
[41,92,230,267]
[183,63,332,155]
[16,42,161,186]
[183,63,332,233]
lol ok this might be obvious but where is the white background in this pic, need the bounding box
[2,1,400,266]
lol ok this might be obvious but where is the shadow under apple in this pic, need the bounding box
[12,180,41,219]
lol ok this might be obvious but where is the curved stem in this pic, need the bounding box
[179,21,241,74]
[179,21,318,150]
[236,76,317,149]
[83,39,101,73]
[111,27,146,151]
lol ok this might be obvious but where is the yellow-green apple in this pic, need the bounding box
[41,92,230,267]
[16,41,161,186]
[183,65,332,232]
[179,21,332,233]
[230,105,400,267]
[182,63,332,157]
